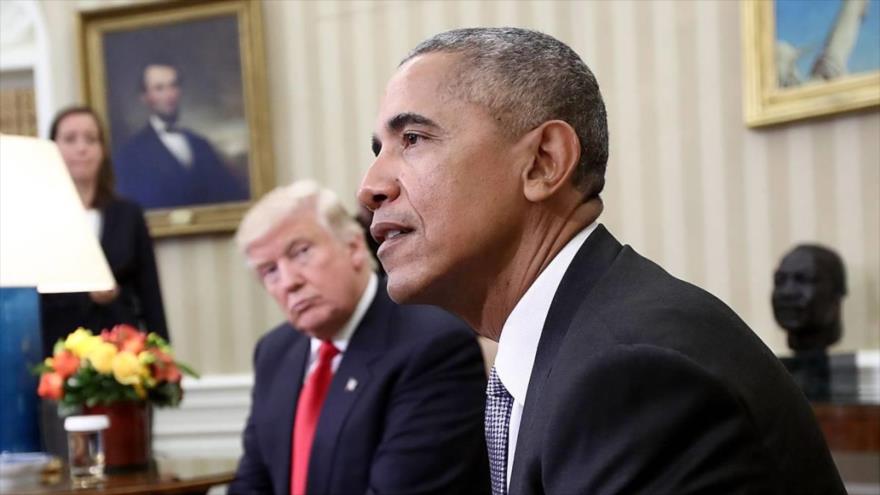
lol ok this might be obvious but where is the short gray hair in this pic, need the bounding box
[236,180,373,269]
[403,27,608,199]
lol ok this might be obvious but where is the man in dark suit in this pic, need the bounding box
[358,28,845,494]
[230,180,490,495]
[115,63,248,209]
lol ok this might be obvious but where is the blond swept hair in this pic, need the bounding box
[235,180,373,269]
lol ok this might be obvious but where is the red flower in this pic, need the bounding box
[101,324,146,354]
[52,350,80,379]
[152,349,182,383]
[38,372,64,400]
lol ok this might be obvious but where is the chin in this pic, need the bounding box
[385,276,422,305]
[385,269,440,306]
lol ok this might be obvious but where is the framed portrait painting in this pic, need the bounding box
[78,0,273,236]
[742,0,880,127]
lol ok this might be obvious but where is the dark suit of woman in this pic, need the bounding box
[40,197,168,356]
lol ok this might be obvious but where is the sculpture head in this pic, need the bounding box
[772,244,846,352]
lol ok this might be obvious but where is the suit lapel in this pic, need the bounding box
[268,329,309,494]
[305,284,391,495]
[145,126,190,178]
[509,224,622,494]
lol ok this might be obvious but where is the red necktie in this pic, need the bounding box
[291,341,340,495]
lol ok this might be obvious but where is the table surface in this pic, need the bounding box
[812,402,880,452]
[5,456,237,495]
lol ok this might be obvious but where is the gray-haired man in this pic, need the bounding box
[359,27,843,495]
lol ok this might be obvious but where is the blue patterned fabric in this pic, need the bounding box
[485,367,514,495]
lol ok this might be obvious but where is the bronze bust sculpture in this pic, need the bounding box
[773,244,847,353]
[773,244,848,400]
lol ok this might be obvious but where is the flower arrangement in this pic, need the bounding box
[35,325,197,408]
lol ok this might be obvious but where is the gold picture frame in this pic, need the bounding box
[742,0,880,128]
[78,0,273,236]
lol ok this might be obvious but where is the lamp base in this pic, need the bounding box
[0,287,43,452]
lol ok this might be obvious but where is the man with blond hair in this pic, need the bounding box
[230,180,489,495]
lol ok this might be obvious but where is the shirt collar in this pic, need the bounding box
[310,272,378,355]
[494,222,598,405]
[149,115,174,134]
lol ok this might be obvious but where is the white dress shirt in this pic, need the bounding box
[150,115,193,168]
[493,222,598,488]
[303,273,378,380]
[84,208,102,239]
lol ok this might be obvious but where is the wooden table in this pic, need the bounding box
[812,402,880,490]
[6,457,236,495]
[812,402,880,452]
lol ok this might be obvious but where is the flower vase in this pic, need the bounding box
[83,401,152,471]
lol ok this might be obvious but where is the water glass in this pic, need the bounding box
[64,415,109,487]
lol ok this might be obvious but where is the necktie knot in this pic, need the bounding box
[318,340,339,363]
[486,366,511,398]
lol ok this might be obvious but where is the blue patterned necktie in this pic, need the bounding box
[486,366,514,495]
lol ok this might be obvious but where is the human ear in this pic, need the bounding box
[520,120,580,202]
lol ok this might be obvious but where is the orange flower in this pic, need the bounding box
[121,334,146,355]
[37,372,64,400]
[51,350,80,379]
[158,363,181,383]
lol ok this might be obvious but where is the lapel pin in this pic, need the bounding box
[345,378,358,392]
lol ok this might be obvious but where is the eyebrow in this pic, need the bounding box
[387,112,439,132]
[247,237,307,268]
[372,112,441,156]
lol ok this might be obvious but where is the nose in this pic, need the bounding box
[773,275,801,302]
[73,138,89,153]
[358,153,400,212]
[277,258,305,292]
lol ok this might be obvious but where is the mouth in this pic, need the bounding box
[773,302,806,312]
[773,306,806,324]
[370,221,414,246]
[289,297,318,315]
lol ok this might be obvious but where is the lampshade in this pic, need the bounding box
[0,134,114,293]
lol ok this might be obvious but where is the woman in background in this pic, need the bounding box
[40,106,168,357]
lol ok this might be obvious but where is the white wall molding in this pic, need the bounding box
[153,373,253,459]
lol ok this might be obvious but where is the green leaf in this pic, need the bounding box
[146,333,169,348]
[176,361,200,379]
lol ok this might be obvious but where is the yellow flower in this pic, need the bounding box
[138,350,156,365]
[64,328,103,359]
[44,357,54,368]
[112,351,145,386]
[87,342,118,374]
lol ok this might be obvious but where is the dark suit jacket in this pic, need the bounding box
[230,282,491,495]
[115,124,248,210]
[509,225,844,495]
[40,198,168,356]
